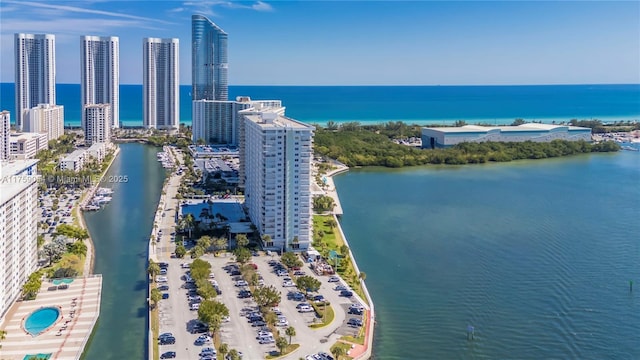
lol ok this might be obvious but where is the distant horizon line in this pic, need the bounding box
[1,82,639,87]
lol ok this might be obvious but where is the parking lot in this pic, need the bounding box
[38,189,81,242]
[155,250,368,360]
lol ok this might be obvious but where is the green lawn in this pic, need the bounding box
[330,342,354,360]
[312,215,368,305]
[309,302,335,329]
[265,344,300,359]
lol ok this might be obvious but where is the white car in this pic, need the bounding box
[276,319,289,327]
[156,276,168,283]
[328,276,340,283]
[282,281,296,287]
[235,280,248,287]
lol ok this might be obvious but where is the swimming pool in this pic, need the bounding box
[24,307,60,336]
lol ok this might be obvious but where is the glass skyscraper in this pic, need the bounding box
[192,14,228,101]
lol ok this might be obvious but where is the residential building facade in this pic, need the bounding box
[192,14,228,101]
[25,103,64,141]
[9,132,48,159]
[81,36,119,129]
[83,104,111,145]
[0,111,9,161]
[242,109,314,252]
[59,149,85,172]
[0,159,39,324]
[14,33,56,131]
[143,38,179,129]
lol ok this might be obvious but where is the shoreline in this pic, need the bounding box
[323,165,376,360]
[78,145,121,276]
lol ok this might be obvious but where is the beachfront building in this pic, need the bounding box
[421,123,593,149]
[59,149,86,172]
[9,132,48,159]
[242,108,314,252]
[14,33,56,131]
[143,38,179,130]
[192,14,228,102]
[0,159,39,324]
[83,104,111,145]
[192,100,247,145]
[1,111,9,161]
[25,103,64,141]
[236,98,283,186]
[81,36,119,129]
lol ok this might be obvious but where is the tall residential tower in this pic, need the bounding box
[81,36,119,129]
[143,38,179,129]
[192,14,228,101]
[14,33,56,131]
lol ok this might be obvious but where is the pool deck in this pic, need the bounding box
[0,276,102,360]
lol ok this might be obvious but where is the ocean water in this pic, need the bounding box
[334,151,640,359]
[1,83,639,126]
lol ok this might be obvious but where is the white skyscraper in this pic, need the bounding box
[1,111,10,161]
[14,33,56,131]
[241,108,314,252]
[84,104,111,145]
[0,160,39,324]
[81,36,119,128]
[143,38,179,129]
[26,103,64,141]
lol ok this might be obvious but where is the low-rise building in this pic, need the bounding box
[0,159,39,324]
[59,149,86,172]
[421,123,593,149]
[25,103,65,141]
[85,142,107,162]
[9,132,48,159]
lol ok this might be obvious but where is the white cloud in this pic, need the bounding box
[2,0,173,24]
[181,0,273,17]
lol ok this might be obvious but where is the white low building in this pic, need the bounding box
[59,149,86,172]
[85,142,107,162]
[0,159,39,324]
[421,123,593,149]
[25,103,64,141]
[9,132,48,159]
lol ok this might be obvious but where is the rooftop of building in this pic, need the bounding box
[244,111,315,131]
[87,143,106,151]
[423,123,592,133]
[62,149,86,161]
[9,132,47,140]
[0,159,39,205]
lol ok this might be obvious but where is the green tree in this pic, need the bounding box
[234,247,251,265]
[281,252,303,269]
[53,267,78,278]
[218,343,229,359]
[68,241,88,257]
[332,345,345,360]
[190,246,205,258]
[359,272,367,281]
[175,244,186,258]
[227,349,241,360]
[190,259,212,281]
[511,118,526,126]
[313,195,335,212]
[252,286,281,310]
[285,326,296,345]
[235,234,249,248]
[147,260,160,280]
[41,237,67,265]
[213,236,228,255]
[265,311,278,328]
[37,234,45,248]
[276,336,289,355]
[150,288,162,309]
[22,272,42,300]
[196,279,217,300]
[198,300,230,337]
[325,218,337,229]
[197,235,212,251]
[295,275,321,296]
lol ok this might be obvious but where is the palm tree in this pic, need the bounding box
[147,260,160,281]
[276,336,289,355]
[359,272,367,282]
[150,288,161,309]
[265,311,278,328]
[227,349,241,360]
[331,346,345,360]
[285,326,296,345]
[218,343,229,359]
[236,233,249,248]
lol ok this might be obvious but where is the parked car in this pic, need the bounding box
[158,285,169,291]
[297,305,313,313]
[191,322,208,334]
[159,336,176,345]
[347,318,363,327]
[160,351,176,359]
[334,285,347,291]
[349,307,364,315]
[340,290,354,297]
[156,276,168,283]
[158,332,173,340]
[282,281,296,287]
[190,303,200,311]
[235,280,248,287]
[238,290,252,299]
[328,276,340,282]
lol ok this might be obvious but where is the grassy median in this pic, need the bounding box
[309,302,335,329]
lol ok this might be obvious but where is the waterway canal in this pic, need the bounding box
[82,143,165,359]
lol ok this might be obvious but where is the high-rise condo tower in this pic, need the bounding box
[14,33,56,131]
[81,36,119,129]
[192,14,228,101]
[143,38,180,129]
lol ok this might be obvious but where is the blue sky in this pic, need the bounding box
[0,1,638,85]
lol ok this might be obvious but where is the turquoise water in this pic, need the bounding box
[334,151,640,359]
[1,83,639,126]
[24,307,60,336]
[82,144,165,359]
